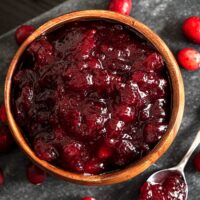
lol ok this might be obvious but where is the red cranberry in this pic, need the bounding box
[0,104,7,124]
[34,139,58,162]
[84,159,105,174]
[80,29,96,55]
[182,16,200,44]
[194,152,200,172]
[108,0,132,15]
[119,82,138,105]
[151,99,166,118]
[0,125,14,152]
[16,85,34,112]
[144,53,164,71]
[81,197,96,200]
[114,104,135,123]
[132,71,147,83]
[177,48,200,70]
[144,122,167,144]
[106,119,125,137]
[0,168,4,186]
[26,163,46,185]
[27,38,54,66]
[139,182,164,200]
[163,173,186,199]
[15,25,35,45]
[97,145,113,160]
[114,138,138,166]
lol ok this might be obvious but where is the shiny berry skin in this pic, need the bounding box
[108,0,132,15]
[177,48,200,70]
[81,197,96,200]
[26,163,46,185]
[182,16,200,44]
[0,104,7,124]
[97,145,113,160]
[84,159,105,174]
[0,168,4,186]
[15,25,35,45]
[0,125,14,152]
[194,152,200,172]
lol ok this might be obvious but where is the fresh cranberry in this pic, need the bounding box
[26,163,46,185]
[194,152,200,172]
[182,16,200,44]
[0,168,4,186]
[0,125,14,152]
[15,25,35,45]
[13,20,170,174]
[81,197,96,200]
[177,48,200,70]
[0,104,7,124]
[108,0,132,15]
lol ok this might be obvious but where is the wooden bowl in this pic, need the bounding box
[4,10,184,186]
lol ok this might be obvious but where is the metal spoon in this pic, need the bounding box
[147,129,200,199]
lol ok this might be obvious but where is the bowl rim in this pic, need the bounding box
[4,10,184,186]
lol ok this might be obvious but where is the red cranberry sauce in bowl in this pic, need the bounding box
[12,20,171,175]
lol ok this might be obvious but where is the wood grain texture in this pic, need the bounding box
[4,10,184,186]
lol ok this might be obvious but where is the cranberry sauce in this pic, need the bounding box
[139,173,186,200]
[12,20,171,174]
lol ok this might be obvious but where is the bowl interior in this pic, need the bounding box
[4,10,184,185]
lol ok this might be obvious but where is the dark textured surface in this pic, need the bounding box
[0,0,200,199]
[0,0,65,35]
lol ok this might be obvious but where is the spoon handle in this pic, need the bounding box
[177,129,200,171]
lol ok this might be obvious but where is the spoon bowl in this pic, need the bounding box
[147,168,188,199]
[146,129,200,199]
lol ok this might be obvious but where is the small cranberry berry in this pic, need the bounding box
[182,16,200,44]
[98,145,113,160]
[84,159,105,175]
[0,168,4,186]
[15,25,35,45]
[0,104,7,124]
[81,197,96,200]
[26,163,46,185]
[108,0,132,15]
[194,153,200,172]
[0,125,14,152]
[177,48,200,70]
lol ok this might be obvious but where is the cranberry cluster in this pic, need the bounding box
[178,16,200,70]
[13,20,170,174]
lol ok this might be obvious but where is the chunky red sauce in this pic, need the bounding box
[12,20,171,174]
[139,173,186,200]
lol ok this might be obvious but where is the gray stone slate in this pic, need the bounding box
[0,0,200,199]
